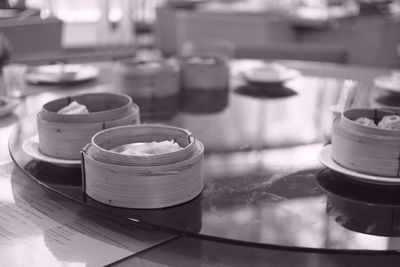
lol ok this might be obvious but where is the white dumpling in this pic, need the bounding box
[111,140,182,156]
[378,115,400,130]
[57,101,89,114]
[355,117,376,128]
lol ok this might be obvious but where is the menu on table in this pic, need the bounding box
[0,162,176,267]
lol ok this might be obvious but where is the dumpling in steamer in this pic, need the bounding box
[355,117,376,128]
[111,140,182,156]
[378,115,400,130]
[57,101,89,114]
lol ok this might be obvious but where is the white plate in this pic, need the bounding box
[244,66,300,84]
[22,135,81,167]
[0,96,18,117]
[25,64,99,84]
[374,75,400,93]
[318,145,400,185]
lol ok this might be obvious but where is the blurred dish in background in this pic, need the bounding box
[113,57,180,121]
[25,64,99,84]
[287,3,358,30]
[374,71,400,93]
[243,63,301,85]
[235,63,299,98]
[0,96,19,117]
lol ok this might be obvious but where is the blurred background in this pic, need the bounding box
[0,0,399,67]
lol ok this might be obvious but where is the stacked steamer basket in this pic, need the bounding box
[331,108,400,177]
[113,58,180,120]
[180,55,230,113]
[37,92,140,160]
[81,124,204,209]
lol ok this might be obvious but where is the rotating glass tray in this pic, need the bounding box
[9,118,400,254]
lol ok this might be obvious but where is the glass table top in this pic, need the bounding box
[8,59,400,253]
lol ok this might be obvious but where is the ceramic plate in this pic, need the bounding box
[374,75,400,93]
[22,135,81,167]
[0,96,19,117]
[25,64,99,84]
[244,67,300,84]
[318,145,400,185]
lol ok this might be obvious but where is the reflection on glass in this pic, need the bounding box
[318,169,400,237]
[87,194,203,234]
[202,191,328,248]
[234,83,297,98]
[180,87,229,114]
[22,157,202,233]
[8,167,173,265]
[176,76,340,153]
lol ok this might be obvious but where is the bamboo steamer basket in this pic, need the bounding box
[331,108,400,177]
[37,92,140,160]
[113,58,180,120]
[114,59,180,98]
[81,124,204,209]
[180,56,230,90]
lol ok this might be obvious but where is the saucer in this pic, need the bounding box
[0,96,18,117]
[22,135,81,167]
[373,75,400,93]
[244,67,300,84]
[318,145,400,185]
[25,64,99,84]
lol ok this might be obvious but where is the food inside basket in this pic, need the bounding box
[110,140,183,156]
[57,101,89,114]
[354,115,400,130]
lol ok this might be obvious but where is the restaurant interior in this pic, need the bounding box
[1,0,400,266]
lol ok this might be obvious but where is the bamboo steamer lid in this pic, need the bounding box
[331,108,400,177]
[37,92,140,160]
[81,124,205,209]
